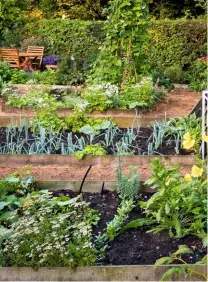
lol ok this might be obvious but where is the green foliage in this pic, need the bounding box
[119,77,159,109]
[2,191,99,267]
[189,58,207,92]
[33,110,66,133]
[0,62,12,83]
[0,62,56,88]
[56,55,88,85]
[23,19,105,56]
[53,0,102,20]
[139,159,207,239]
[5,87,62,109]
[0,0,26,38]
[150,0,206,19]
[152,68,173,90]
[30,70,57,85]
[95,199,134,248]
[167,114,202,153]
[74,144,107,160]
[121,218,155,232]
[65,111,88,133]
[89,0,152,85]
[8,19,206,86]
[81,85,115,112]
[65,111,113,133]
[149,19,207,74]
[0,168,34,228]
[10,70,28,84]
[164,65,186,84]
[116,162,139,201]
[155,245,207,281]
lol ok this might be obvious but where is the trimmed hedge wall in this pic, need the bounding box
[22,19,105,57]
[149,19,207,70]
[9,18,206,72]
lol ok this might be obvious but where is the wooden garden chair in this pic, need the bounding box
[26,46,44,70]
[0,48,20,69]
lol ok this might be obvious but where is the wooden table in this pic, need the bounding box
[19,52,38,71]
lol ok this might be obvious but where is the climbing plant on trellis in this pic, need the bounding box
[89,0,152,86]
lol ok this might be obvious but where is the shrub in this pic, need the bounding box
[189,58,207,91]
[0,62,12,85]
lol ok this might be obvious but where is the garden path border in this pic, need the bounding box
[0,265,206,281]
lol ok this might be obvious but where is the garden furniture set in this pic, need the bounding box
[0,46,44,71]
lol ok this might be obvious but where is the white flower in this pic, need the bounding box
[38,98,43,103]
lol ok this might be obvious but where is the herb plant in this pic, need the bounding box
[3,191,99,267]
[116,163,139,201]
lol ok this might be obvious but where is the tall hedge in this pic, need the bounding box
[18,18,207,70]
[149,19,207,70]
[22,19,106,56]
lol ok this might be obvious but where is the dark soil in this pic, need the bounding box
[0,126,189,156]
[53,189,206,266]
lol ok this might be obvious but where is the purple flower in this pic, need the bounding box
[42,56,59,66]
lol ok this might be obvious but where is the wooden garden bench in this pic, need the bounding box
[0,48,21,69]
[26,46,44,70]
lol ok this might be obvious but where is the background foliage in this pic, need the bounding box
[4,18,205,77]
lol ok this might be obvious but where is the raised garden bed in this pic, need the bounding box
[0,190,206,281]
[0,89,201,128]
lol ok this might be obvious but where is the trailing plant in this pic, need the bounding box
[74,144,107,160]
[2,191,100,267]
[154,245,207,281]
[4,87,63,109]
[139,158,207,240]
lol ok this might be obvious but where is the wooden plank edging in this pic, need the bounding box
[36,180,154,193]
[0,265,206,281]
[0,155,195,167]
